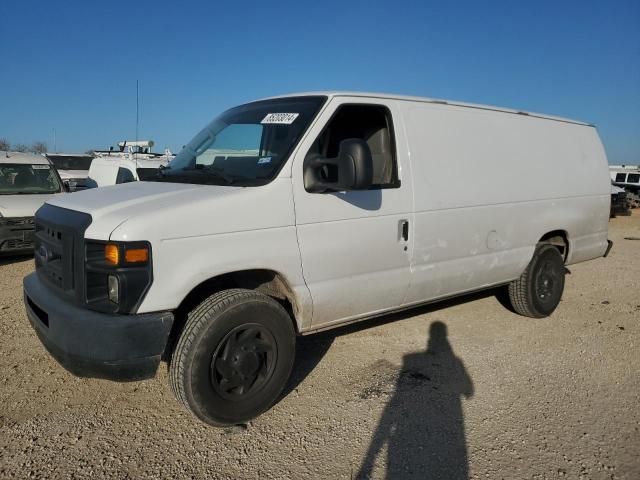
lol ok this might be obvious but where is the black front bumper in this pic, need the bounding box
[23,272,173,381]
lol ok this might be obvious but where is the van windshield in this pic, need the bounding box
[153,96,326,186]
[47,155,94,171]
[0,163,63,195]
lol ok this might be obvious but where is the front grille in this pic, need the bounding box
[0,216,36,251]
[35,223,68,289]
[1,238,34,251]
[2,217,35,228]
[34,204,92,303]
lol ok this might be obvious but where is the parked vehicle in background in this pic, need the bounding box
[0,152,65,255]
[610,184,631,217]
[93,140,174,162]
[610,165,640,209]
[45,153,94,192]
[23,92,612,426]
[85,156,169,188]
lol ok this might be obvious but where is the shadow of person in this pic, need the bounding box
[357,321,474,480]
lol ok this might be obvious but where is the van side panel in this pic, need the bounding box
[400,102,609,305]
[114,179,313,330]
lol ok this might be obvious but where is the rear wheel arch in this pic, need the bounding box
[538,229,569,261]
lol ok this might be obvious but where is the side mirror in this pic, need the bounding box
[304,138,374,193]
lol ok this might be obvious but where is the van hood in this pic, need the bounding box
[44,180,294,241]
[0,193,62,218]
[58,169,89,180]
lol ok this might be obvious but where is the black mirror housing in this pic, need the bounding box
[304,138,374,193]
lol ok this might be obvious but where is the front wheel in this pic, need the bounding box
[169,289,296,426]
[507,244,566,318]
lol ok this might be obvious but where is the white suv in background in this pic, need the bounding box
[0,151,65,255]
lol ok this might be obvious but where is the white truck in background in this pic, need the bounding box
[86,156,170,188]
[23,92,611,426]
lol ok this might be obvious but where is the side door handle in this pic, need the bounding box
[399,219,409,242]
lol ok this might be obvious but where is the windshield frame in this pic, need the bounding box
[0,162,64,195]
[155,95,328,187]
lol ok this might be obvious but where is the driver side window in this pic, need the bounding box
[307,104,399,188]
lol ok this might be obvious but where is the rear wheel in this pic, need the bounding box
[169,289,296,426]
[507,244,566,318]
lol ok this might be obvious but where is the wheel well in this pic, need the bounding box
[538,230,569,261]
[163,269,299,362]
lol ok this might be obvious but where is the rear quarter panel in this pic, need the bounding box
[400,101,609,304]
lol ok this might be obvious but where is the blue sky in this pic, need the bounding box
[1,0,638,164]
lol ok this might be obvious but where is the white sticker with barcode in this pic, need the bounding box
[32,165,50,169]
[261,113,299,125]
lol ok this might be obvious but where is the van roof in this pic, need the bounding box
[45,153,94,158]
[261,91,593,127]
[92,156,168,169]
[0,151,51,165]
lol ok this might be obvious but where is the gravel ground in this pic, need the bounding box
[1,214,639,479]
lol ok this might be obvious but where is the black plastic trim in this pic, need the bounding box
[34,204,92,304]
[24,272,173,382]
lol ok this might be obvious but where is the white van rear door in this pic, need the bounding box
[291,97,413,328]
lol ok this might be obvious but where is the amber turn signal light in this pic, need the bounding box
[104,244,120,265]
[125,247,149,264]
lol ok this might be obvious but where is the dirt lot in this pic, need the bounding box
[1,215,639,479]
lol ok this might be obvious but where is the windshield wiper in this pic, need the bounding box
[198,165,235,184]
[154,171,234,186]
[161,166,237,184]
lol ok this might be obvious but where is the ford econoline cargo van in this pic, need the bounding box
[23,92,612,426]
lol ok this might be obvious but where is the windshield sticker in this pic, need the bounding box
[258,157,272,164]
[261,113,299,125]
[32,165,50,170]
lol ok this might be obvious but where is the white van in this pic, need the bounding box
[610,165,640,192]
[1,152,65,254]
[23,92,611,426]
[45,153,94,191]
[86,156,169,188]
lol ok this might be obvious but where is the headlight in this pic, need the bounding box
[108,275,119,304]
[85,240,152,314]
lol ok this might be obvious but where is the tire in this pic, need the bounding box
[169,289,296,426]
[507,244,566,318]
